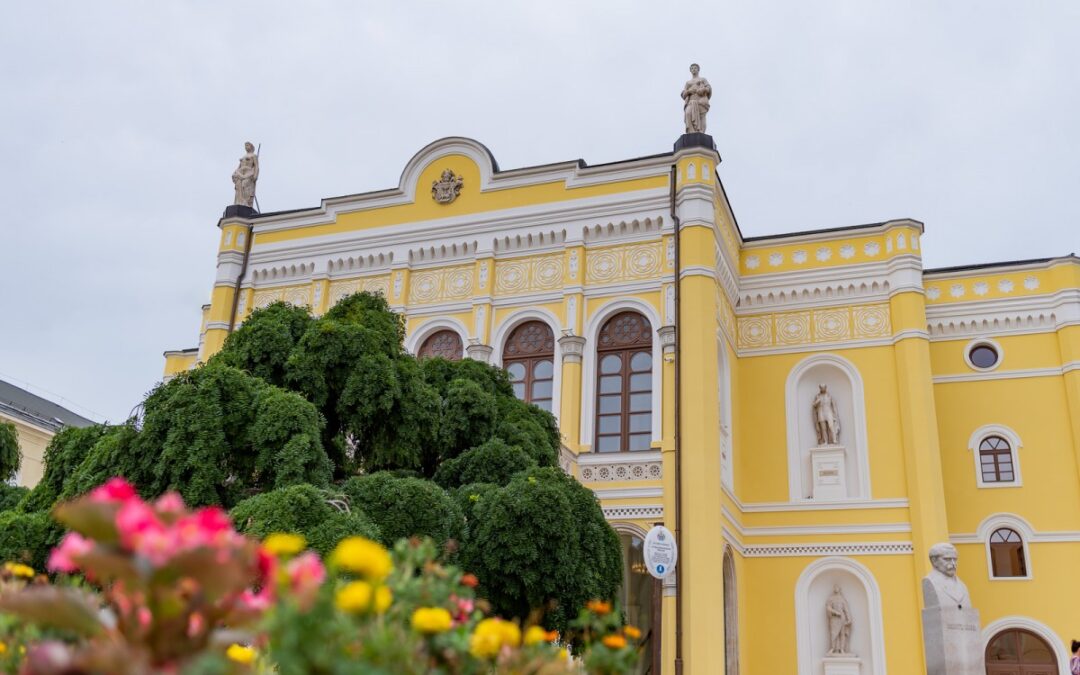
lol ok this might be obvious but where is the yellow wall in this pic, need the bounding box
[0,413,54,488]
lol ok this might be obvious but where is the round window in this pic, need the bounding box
[968,343,1000,370]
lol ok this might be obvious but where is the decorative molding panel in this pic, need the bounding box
[493,253,564,296]
[328,276,390,306]
[408,265,473,305]
[741,542,913,558]
[580,461,663,482]
[602,504,664,521]
[737,303,892,351]
[585,242,664,285]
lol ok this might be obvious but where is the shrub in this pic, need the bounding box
[230,484,380,555]
[0,510,63,571]
[0,484,28,512]
[0,422,19,483]
[433,439,536,489]
[341,473,464,549]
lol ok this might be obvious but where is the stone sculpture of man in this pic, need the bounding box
[812,384,841,445]
[922,543,972,610]
[825,585,854,656]
[232,141,259,208]
[681,63,712,134]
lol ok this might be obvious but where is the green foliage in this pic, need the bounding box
[341,473,464,549]
[212,301,314,387]
[230,484,381,555]
[0,484,28,512]
[437,379,499,461]
[493,397,560,468]
[62,423,141,501]
[322,291,406,353]
[0,510,64,571]
[0,421,19,483]
[20,425,120,512]
[461,467,622,635]
[433,439,536,489]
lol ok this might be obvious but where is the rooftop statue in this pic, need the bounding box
[681,63,712,134]
[232,141,259,208]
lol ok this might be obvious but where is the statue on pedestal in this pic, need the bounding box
[923,543,972,610]
[825,586,854,656]
[812,384,841,445]
[921,542,983,674]
[232,142,259,208]
[681,63,712,134]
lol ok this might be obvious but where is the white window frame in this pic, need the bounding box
[977,513,1034,581]
[968,424,1023,488]
[963,337,1004,372]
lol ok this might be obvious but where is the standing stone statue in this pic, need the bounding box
[232,141,259,208]
[681,63,712,134]
[825,585,854,656]
[921,543,983,674]
[812,384,841,445]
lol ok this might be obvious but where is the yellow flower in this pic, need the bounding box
[602,634,627,650]
[226,643,256,665]
[374,585,393,614]
[624,625,642,640]
[262,533,306,557]
[3,562,34,578]
[330,537,392,581]
[558,647,568,661]
[470,618,521,658]
[524,625,548,646]
[411,607,453,634]
[335,580,373,614]
[0,642,7,655]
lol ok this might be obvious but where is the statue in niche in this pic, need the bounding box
[825,585,854,656]
[922,543,972,610]
[232,141,259,208]
[681,63,712,134]
[812,384,841,445]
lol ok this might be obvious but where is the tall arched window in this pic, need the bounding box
[595,312,653,453]
[502,321,554,412]
[989,528,1027,578]
[979,436,1015,484]
[418,330,463,361]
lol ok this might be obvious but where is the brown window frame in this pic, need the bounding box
[989,527,1027,578]
[594,311,653,453]
[418,329,463,361]
[502,321,555,412]
[978,435,1015,484]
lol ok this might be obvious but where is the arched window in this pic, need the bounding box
[985,628,1054,669]
[989,528,1027,578]
[595,312,653,453]
[979,436,1015,484]
[502,321,555,412]
[418,330,463,361]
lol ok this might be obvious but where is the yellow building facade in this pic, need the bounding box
[0,379,94,488]
[166,135,1080,674]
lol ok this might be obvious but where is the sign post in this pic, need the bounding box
[643,525,678,580]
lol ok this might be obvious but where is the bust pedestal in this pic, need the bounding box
[922,606,983,675]
[822,655,861,675]
[810,445,848,500]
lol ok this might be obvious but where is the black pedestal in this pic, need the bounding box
[673,133,717,152]
[222,204,258,219]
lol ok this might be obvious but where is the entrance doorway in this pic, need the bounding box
[722,549,739,675]
[985,628,1056,675]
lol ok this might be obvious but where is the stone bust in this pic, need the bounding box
[922,542,972,610]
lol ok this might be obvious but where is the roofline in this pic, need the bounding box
[742,218,924,244]
[924,254,1077,276]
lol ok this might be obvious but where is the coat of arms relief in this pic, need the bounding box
[431,169,464,204]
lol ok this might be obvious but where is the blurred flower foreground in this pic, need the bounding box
[0,478,640,675]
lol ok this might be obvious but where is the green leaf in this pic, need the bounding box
[0,586,104,637]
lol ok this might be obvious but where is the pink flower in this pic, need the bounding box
[154,492,185,514]
[286,552,325,599]
[47,533,94,573]
[187,612,205,637]
[88,477,137,503]
[137,606,152,630]
[238,587,272,612]
[116,499,166,550]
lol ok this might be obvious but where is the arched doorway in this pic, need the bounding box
[985,628,1056,674]
[722,549,739,675]
[616,530,656,674]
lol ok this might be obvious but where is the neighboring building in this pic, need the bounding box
[0,379,94,487]
[165,129,1080,674]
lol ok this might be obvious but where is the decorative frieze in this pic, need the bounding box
[493,254,564,296]
[580,460,662,482]
[585,242,664,285]
[737,303,892,351]
[740,542,913,558]
[408,265,473,304]
[602,504,664,521]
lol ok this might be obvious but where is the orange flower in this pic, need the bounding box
[602,634,628,649]
[461,573,479,588]
[624,625,642,640]
[586,600,612,615]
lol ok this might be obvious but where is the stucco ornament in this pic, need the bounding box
[922,543,972,610]
[431,168,464,204]
[825,585,854,656]
[812,384,841,445]
[681,63,712,134]
[232,142,259,207]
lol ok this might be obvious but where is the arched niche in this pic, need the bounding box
[785,354,870,501]
[794,557,886,675]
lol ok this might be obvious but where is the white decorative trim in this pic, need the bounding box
[743,542,913,558]
[925,288,1080,338]
[489,307,562,421]
[723,505,910,537]
[738,498,909,514]
[795,557,888,675]
[578,450,661,465]
[963,337,1003,372]
[579,458,663,482]
[785,354,871,501]
[580,299,664,449]
[404,317,470,355]
[967,424,1023,489]
[592,487,664,500]
[603,504,664,521]
[981,616,1070,673]
[933,366,1070,384]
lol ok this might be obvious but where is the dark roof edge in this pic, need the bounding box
[924,254,1077,275]
[742,220,897,243]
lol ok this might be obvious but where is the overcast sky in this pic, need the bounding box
[1,1,1077,422]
